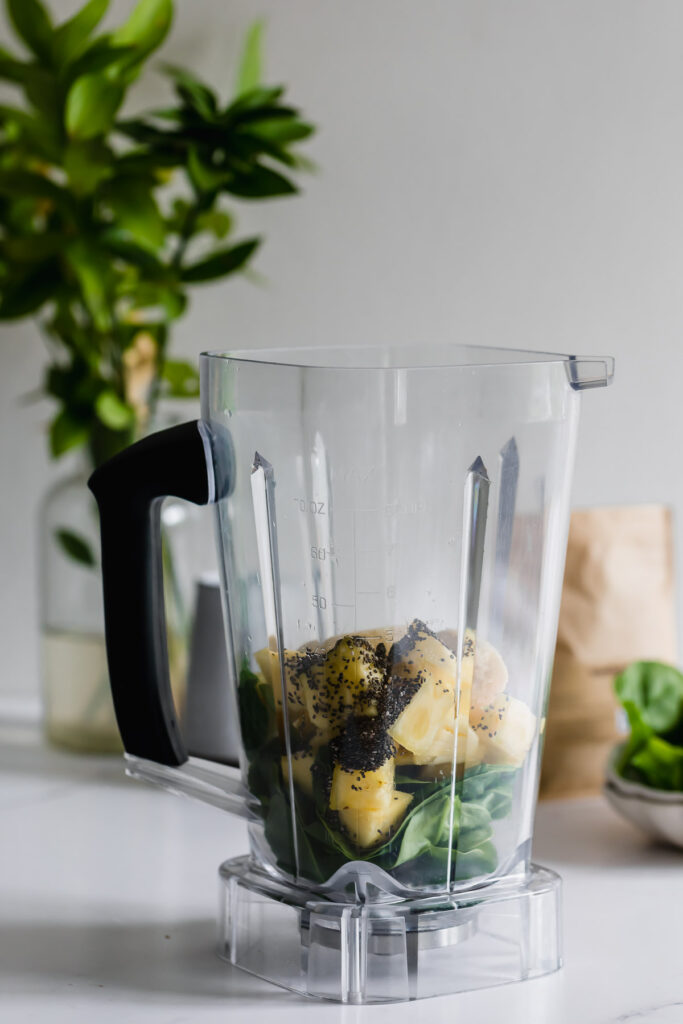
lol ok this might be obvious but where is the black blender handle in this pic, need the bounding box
[88,420,221,767]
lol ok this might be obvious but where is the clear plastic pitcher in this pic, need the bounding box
[89,344,613,1001]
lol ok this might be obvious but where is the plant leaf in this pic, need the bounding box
[95,389,135,429]
[22,65,62,122]
[100,178,166,250]
[66,243,112,330]
[6,0,54,66]
[100,229,166,274]
[186,146,228,193]
[3,234,63,263]
[235,20,264,98]
[241,117,314,145]
[50,409,90,457]
[162,64,217,120]
[123,282,186,320]
[54,0,110,67]
[66,39,137,82]
[0,44,31,84]
[158,287,186,320]
[227,164,297,199]
[64,139,113,194]
[0,170,76,215]
[226,85,284,117]
[55,528,96,567]
[161,359,199,397]
[0,104,61,161]
[180,238,260,283]
[66,73,125,139]
[0,260,61,319]
[111,0,173,77]
[195,208,232,239]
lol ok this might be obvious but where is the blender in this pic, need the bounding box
[89,344,613,1002]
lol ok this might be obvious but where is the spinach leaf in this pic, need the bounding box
[246,736,281,807]
[238,660,271,755]
[303,814,357,875]
[453,840,498,879]
[263,788,352,883]
[630,736,683,791]
[615,662,683,735]
[458,800,494,852]
[615,699,653,778]
[392,838,498,886]
[393,788,455,867]
[263,789,297,876]
[614,663,683,791]
[460,763,518,820]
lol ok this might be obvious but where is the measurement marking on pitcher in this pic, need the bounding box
[293,498,327,515]
[384,500,427,516]
[310,545,337,564]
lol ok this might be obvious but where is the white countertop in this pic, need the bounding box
[2,721,683,1024]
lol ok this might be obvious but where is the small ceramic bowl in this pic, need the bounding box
[604,747,683,849]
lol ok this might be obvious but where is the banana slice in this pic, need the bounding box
[470,694,536,766]
[472,640,508,705]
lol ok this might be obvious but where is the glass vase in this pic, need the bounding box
[40,451,206,753]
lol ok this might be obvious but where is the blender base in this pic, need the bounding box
[217,856,562,1003]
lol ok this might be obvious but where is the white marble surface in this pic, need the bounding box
[2,721,683,1024]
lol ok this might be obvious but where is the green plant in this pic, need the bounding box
[0,0,314,467]
[614,661,683,791]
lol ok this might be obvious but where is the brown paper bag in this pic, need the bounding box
[540,505,677,799]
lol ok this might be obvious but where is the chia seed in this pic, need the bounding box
[331,715,396,772]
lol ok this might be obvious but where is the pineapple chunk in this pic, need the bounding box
[254,646,302,712]
[388,679,453,759]
[470,694,536,766]
[329,759,395,811]
[299,656,330,735]
[423,721,482,769]
[315,626,399,654]
[390,623,458,691]
[387,622,477,759]
[301,637,384,738]
[394,744,415,766]
[339,791,413,849]
[281,751,315,797]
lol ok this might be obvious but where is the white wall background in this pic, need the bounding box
[1,0,683,699]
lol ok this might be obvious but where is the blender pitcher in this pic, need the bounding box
[89,344,613,1003]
